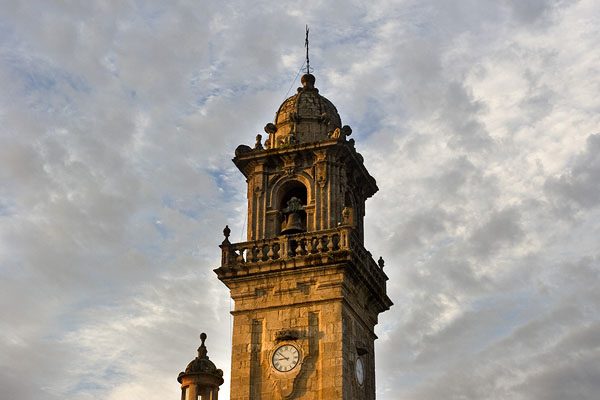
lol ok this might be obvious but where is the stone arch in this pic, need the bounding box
[278,181,308,211]
[270,173,314,210]
[270,174,314,235]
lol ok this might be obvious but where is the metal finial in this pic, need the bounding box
[305,25,310,74]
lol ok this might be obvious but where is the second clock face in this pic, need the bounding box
[272,344,300,372]
[355,357,365,386]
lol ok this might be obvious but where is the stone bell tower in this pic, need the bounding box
[214,73,392,400]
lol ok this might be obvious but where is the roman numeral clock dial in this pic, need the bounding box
[272,344,300,372]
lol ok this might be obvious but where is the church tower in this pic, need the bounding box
[214,72,392,399]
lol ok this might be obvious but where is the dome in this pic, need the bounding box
[184,356,222,376]
[178,333,223,383]
[270,74,342,147]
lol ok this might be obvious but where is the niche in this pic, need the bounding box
[279,181,308,234]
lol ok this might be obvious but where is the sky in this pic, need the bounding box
[1,1,599,399]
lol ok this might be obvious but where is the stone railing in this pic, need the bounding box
[220,227,348,266]
[346,229,389,289]
[219,226,388,289]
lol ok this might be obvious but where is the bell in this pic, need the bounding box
[281,211,305,234]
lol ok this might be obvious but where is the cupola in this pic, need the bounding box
[177,333,224,400]
[266,74,344,148]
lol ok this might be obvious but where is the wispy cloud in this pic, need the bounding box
[1,1,599,399]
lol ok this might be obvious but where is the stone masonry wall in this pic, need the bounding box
[227,267,346,400]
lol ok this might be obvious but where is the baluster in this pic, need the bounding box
[323,236,333,251]
[295,239,303,255]
[331,234,340,250]
[259,244,267,261]
[251,246,259,262]
[316,236,324,253]
[310,237,318,253]
[266,244,274,260]
[236,248,245,263]
[273,242,280,259]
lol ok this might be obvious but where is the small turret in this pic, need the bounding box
[177,333,223,399]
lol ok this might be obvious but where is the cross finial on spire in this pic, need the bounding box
[305,25,310,74]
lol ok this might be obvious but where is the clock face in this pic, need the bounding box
[272,344,300,372]
[355,357,365,386]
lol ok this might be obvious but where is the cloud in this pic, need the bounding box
[468,207,524,259]
[545,134,600,211]
[1,1,600,399]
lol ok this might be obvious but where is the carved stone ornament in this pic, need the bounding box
[356,343,369,356]
[254,175,262,193]
[235,144,252,157]
[330,125,351,141]
[316,164,327,188]
[342,207,353,226]
[264,122,278,134]
[330,127,342,139]
[317,174,326,188]
[222,225,231,244]
[254,134,264,150]
[313,149,327,163]
[275,329,300,341]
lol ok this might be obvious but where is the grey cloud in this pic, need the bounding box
[424,155,499,203]
[388,208,448,252]
[516,351,600,400]
[431,156,476,196]
[505,0,559,24]
[2,1,600,400]
[545,134,600,210]
[440,81,493,151]
[519,76,555,124]
[392,40,493,152]
[468,207,524,259]
[379,255,600,400]
[396,38,444,117]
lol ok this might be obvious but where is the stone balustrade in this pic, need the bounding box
[219,226,388,289]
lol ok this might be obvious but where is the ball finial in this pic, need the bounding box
[200,332,207,343]
[301,73,315,89]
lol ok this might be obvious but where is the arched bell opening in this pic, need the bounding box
[278,181,308,235]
